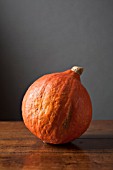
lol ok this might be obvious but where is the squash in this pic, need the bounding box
[22,66,92,144]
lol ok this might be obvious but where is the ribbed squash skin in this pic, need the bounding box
[22,69,92,144]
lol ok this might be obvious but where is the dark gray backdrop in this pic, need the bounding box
[0,0,113,120]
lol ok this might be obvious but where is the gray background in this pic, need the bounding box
[0,0,113,120]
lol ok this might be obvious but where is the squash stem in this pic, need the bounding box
[71,66,84,75]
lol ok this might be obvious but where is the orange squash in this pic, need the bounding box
[22,66,92,144]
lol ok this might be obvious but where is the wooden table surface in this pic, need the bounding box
[0,121,113,170]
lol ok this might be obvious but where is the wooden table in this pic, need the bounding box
[0,121,113,170]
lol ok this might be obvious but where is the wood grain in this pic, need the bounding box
[0,121,113,170]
